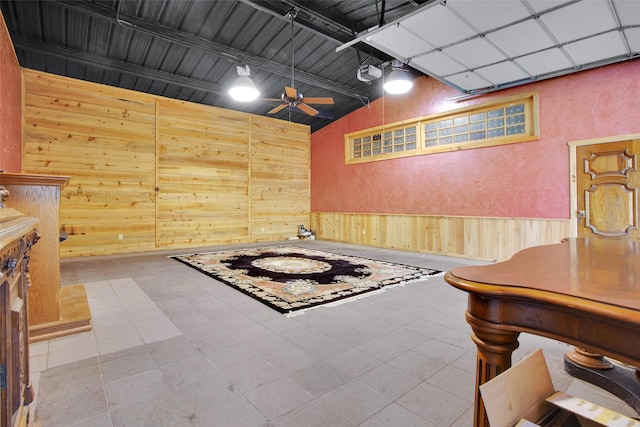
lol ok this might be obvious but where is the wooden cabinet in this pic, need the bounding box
[0,174,67,325]
[0,200,39,427]
[0,173,91,342]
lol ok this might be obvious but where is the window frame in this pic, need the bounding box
[345,92,539,164]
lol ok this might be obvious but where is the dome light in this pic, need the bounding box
[383,61,413,95]
[229,65,260,102]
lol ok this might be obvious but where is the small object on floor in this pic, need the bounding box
[297,224,315,239]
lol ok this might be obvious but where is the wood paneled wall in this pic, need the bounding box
[156,98,251,247]
[22,69,566,261]
[310,212,571,261]
[23,70,157,256]
[22,70,309,257]
[250,116,310,242]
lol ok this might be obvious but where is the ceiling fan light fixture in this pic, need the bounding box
[229,65,260,102]
[384,62,413,95]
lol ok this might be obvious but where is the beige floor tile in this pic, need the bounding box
[30,242,636,427]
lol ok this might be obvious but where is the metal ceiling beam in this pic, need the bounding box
[239,0,356,43]
[238,0,414,68]
[13,34,293,112]
[12,34,227,94]
[56,0,369,102]
[240,0,433,42]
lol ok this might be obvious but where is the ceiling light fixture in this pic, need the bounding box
[383,60,413,95]
[229,65,260,102]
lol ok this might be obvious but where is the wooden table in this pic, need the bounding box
[444,238,640,427]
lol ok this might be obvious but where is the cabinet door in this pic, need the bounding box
[1,280,7,427]
[10,297,24,418]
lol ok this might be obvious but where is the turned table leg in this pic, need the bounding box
[466,311,521,427]
[564,347,640,414]
[566,347,612,369]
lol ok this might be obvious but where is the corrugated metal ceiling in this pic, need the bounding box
[357,0,640,93]
[1,0,429,132]
[3,0,637,133]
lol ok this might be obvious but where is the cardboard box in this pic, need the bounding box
[479,348,640,427]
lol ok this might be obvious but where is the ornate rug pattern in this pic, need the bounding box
[170,246,442,316]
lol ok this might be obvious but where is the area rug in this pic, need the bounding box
[170,246,442,316]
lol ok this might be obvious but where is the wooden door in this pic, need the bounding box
[576,140,639,241]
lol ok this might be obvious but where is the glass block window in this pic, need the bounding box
[346,93,537,164]
[423,99,532,149]
[350,124,418,160]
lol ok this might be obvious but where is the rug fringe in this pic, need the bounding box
[284,272,444,318]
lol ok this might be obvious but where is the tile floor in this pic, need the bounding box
[29,241,637,426]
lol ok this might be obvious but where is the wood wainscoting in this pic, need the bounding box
[310,212,571,261]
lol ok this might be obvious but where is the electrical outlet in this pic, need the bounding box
[118,234,123,240]
[362,229,366,235]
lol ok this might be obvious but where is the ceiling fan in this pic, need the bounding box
[265,10,334,118]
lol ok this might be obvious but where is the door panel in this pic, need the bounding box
[576,140,639,241]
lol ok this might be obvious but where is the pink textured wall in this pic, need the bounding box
[311,59,640,219]
[0,13,21,172]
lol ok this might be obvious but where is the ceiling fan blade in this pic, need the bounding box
[268,103,288,114]
[302,97,334,105]
[285,86,298,99]
[314,109,334,120]
[262,98,284,102]
[297,102,319,116]
[290,106,334,119]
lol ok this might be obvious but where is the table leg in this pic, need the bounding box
[466,311,521,427]
[564,351,640,414]
[566,347,612,369]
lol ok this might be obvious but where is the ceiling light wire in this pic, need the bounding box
[284,9,299,121]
